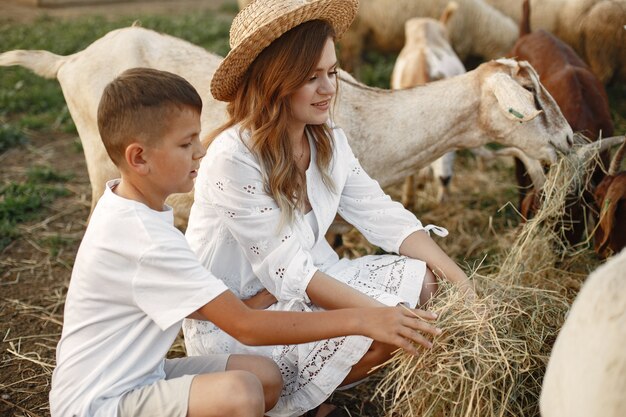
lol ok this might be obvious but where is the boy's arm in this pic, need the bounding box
[196,291,441,355]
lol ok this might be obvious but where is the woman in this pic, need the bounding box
[184,1,474,416]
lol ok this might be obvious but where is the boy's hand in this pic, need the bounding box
[363,306,441,355]
[242,289,277,310]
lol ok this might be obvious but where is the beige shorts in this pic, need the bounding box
[117,354,230,417]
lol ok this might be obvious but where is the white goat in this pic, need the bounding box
[540,247,626,417]
[0,27,573,229]
[239,0,518,69]
[390,2,465,207]
[484,0,626,84]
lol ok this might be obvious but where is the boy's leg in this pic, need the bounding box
[225,354,283,411]
[168,354,283,414]
[188,370,265,417]
[117,354,281,417]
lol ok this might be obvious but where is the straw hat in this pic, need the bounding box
[211,0,359,102]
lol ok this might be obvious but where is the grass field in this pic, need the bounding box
[0,4,624,417]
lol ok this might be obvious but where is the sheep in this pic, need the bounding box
[238,0,518,71]
[0,26,573,230]
[539,246,626,417]
[484,0,626,84]
[506,0,615,244]
[390,2,465,208]
[594,139,626,259]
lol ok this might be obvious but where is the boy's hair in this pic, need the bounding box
[97,67,203,165]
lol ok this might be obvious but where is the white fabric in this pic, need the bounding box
[50,180,229,417]
[183,124,441,417]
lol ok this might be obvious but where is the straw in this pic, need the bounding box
[374,144,607,417]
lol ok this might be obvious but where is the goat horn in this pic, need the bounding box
[575,136,626,161]
[608,137,626,176]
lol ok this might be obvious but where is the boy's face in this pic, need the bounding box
[143,106,204,198]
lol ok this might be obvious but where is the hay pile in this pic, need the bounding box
[374,146,607,417]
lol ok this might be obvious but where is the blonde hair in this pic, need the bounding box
[207,20,337,229]
[98,68,202,165]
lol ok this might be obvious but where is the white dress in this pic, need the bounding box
[183,124,447,417]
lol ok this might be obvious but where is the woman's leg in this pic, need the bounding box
[340,341,397,386]
[419,268,438,306]
[340,268,439,386]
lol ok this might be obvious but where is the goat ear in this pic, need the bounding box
[487,72,542,122]
[440,1,459,25]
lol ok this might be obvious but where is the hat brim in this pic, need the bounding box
[211,0,358,102]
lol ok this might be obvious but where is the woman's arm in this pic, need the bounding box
[305,271,385,309]
[399,230,474,294]
[197,290,441,354]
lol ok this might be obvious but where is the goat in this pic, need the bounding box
[0,26,573,230]
[485,0,626,84]
[239,0,518,72]
[508,0,614,244]
[390,2,465,208]
[540,246,626,417]
[594,140,626,259]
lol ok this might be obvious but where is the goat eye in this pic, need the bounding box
[524,85,535,93]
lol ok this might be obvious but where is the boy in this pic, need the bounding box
[49,68,440,417]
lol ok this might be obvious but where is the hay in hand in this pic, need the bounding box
[376,143,611,417]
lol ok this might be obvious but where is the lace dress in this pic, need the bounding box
[183,125,447,417]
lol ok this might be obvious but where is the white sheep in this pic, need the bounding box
[238,0,518,69]
[0,26,573,229]
[540,247,626,417]
[484,0,626,84]
[390,2,465,207]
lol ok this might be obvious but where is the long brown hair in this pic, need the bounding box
[207,20,337,228]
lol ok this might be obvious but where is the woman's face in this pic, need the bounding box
[288,37,337,133]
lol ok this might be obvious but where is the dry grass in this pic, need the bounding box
[371,146,608,417]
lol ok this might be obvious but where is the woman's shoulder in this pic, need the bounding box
[327,122,350,152]
[208,125,254,159]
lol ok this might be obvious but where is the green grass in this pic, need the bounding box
[0,165,73,249]
[27,165,73,183]
[0,121,27,152]
[0,179,69,249]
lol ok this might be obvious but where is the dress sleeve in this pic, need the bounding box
[335,129,448,253]
[195,135,318,303]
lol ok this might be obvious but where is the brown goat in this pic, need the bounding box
[509,0,614,244]
[594,140,626,259]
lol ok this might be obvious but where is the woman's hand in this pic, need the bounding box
[361,306,441,355]
[242,289,277,310]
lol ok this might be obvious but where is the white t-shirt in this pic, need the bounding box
[49,180,228,417]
